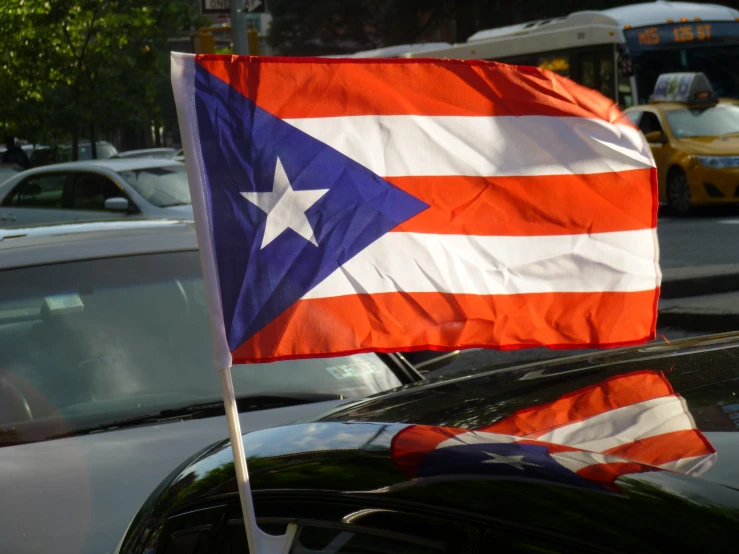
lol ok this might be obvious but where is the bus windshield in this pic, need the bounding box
[632,44,739,105]
[624,22,739,104]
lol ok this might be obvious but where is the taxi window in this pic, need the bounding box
[665,104,739,138]
[638,112,664,135]
[625,111,642,125]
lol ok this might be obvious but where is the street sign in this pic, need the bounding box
[201,0,265,15]
[201,0,230,14]
[245,0,265,13]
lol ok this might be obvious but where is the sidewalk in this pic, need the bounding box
[661,264,739,298]
[659,264,739,332]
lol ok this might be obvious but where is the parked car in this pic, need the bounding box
[119,331,739,553]
[0,163,20,185]
[0,219,430,554]
[0,158,193,226]
[29,141,118,167]
[113,148,178,160]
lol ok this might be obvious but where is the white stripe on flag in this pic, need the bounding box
[659,454,716,477]
[436,431,518,449]
[303,229,659,299]
[533,396,694,453]
[550,451,614,472]
[285,115,654,177]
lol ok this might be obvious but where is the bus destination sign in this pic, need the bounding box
[624,21,739,51]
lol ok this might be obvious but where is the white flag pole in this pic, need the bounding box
[219,365,298,554]
[171,52,296,554]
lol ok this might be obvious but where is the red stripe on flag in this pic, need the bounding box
[388,169,655,236]
[231,290,658,363]
[577,462,654,487]
[390,426,467,477]
[478,371,673,437]
[195,55,630,123]
[602,429,716,467]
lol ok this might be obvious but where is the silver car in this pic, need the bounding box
[112,148,178,159]
[0,159,193,226]
[0,219,422,554]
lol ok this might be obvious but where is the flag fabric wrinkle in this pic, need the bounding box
[171,52,660,364]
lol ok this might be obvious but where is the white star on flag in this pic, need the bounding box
[482,452,541,470]
[241,157,329,249]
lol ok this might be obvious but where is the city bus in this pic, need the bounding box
[399,2,739,109]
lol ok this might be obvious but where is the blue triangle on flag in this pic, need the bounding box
[193,64,429,351]
[416,442,607,492]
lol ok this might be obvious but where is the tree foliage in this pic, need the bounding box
[268,0,449,55]
[0,0,194,150]
[268,0,739,55]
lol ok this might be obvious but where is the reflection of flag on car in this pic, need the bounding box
[481,370,716,478]
[171,54,660,364]
[392,371,715,489]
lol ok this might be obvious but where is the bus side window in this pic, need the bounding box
[600,54,615,99]
[581,54,596,89]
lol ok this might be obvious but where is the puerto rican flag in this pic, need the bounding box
[171,54,660,365]
[391,371,715,489]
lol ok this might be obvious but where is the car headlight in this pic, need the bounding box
[694,155,739,169]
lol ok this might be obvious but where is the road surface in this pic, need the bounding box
[658,206,739,268]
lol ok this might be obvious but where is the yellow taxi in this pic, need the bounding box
[624,72,739,215]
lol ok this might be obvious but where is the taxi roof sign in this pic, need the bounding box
[650,72,718,106]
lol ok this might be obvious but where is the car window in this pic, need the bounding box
[664,104,739,138]
[71,172,125,211]
[95,143,119,158]
[625,110,642,125]
[637,111,664,136]
[152,505,226,554]
[0,166,19,185]
[220,525,444,554]
[73,143,118,161]
[1,173,69,209]
[206,497,468,554]
[0,252,402,439]
[118,165,191,207]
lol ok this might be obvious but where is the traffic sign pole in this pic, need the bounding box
[230,1,248,55]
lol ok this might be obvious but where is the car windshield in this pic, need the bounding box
[665,104,739,138]
[0,166,18,184]
[118,165,192,207]
[0,251,401,441]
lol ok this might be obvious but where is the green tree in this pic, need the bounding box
[0,0,194,157]
[267,0,450,55]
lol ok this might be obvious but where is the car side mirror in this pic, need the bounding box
[644,130,666,144]
[104,197,129,212]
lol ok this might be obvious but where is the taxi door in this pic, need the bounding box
[634,109,672,195]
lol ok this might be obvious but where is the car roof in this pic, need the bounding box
[18,158,183,174]
[0,219,197,270]
[627,99,738,113]
[116,148,176,157]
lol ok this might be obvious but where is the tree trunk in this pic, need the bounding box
[90,124,97,159]
[72,130,79,161]
[154,120,162,148]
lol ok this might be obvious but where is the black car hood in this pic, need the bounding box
[320,332,739,489]
[122,420,739,554]
[120,334,739,553]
